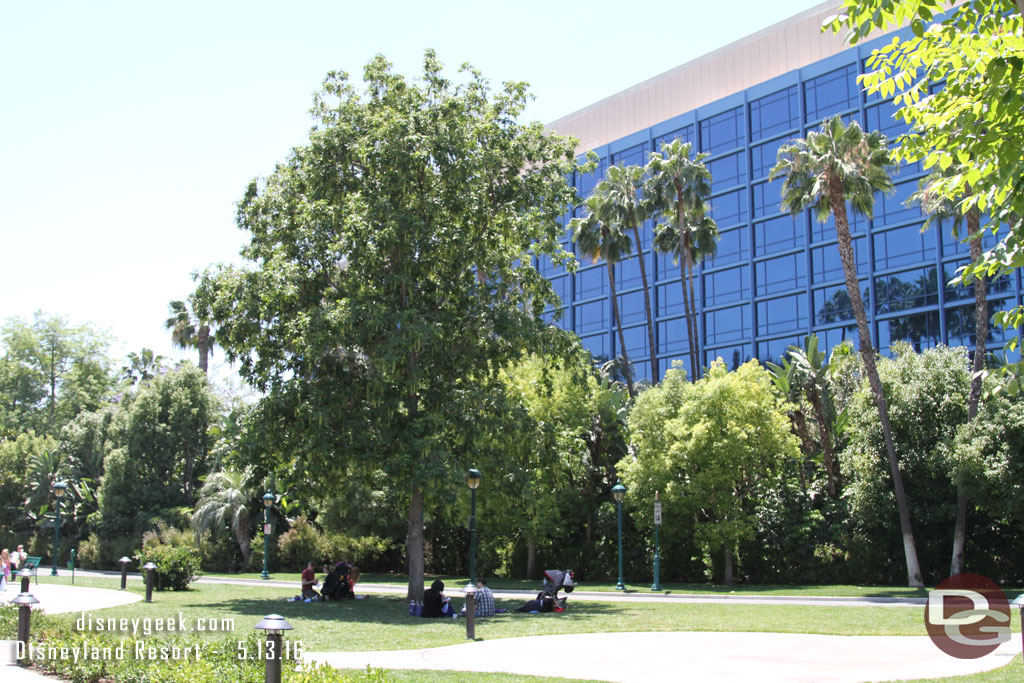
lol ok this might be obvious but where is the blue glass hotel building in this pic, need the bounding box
[542,1,1022,382]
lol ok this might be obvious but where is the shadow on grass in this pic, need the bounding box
[199,593,621,628]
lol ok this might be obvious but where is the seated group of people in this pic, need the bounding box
[296,560,359,602]
[421,577,495,618]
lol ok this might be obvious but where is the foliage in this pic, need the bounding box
[192,467,259,562]
[166,297,216,374]
[122,348,167,385]
[195,52,584,599]
[622,360,798,583]
[0,311,114,438]
[826,1,1024,382]
[138,524,202,590]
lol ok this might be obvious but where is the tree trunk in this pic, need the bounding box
[197,325,210,373]
[685,236,701,378]
[629,220,658,383]
[608,259,636,398]
[676,192,698,381]
[951,207,987,576]
[236,524,252,562]
[723,545,734,586]
[829,177,923,587]
[526,537,536,580]
[407,483,425,602]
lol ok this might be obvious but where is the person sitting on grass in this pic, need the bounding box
[461,577,495,617]
[301,561,320,601]
[422,579,455,618]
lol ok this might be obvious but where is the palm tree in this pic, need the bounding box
[570,195,637,397]
[771,115,924,587]
[165,299,214,373]
[647,140,716,381]
[788,334,841,498]
[192,468,258,562]
[911,168,988,576]
[598,165,658,383]
[121,348,166,385]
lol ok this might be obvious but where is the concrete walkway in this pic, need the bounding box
[2,578,142,615]
[307,631,1021,683]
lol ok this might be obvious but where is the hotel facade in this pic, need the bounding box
[542,1,1021,381]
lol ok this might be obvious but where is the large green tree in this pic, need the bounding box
[772,116,924,587]
[826,1,1024,377]
[166,298,215,374]
[647,140,717,381]
[196,53,582,600]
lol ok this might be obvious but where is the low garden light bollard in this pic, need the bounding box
[143,562,157,602]
[19,568,32,593]
[119,556,131,590]
[464,586,476,640]
[12,592,39,667]
[254,614,293,683]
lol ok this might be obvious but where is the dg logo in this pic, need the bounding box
[925,573,1011,658]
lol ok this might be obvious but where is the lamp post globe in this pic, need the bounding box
[466,468,482,587]
[261,491,275,580]
[611,480,626,591]
[51,481,68,576]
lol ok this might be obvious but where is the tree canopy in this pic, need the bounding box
[196,51,584,599]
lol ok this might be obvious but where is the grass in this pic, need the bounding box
[201,571,941,599]
[894,657,1022,682]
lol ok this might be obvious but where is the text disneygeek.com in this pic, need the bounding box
[75,611,235,635]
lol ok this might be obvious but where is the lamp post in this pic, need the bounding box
[11,592,39,667]
[466,467,482,587]
[261,491,275,580]
[652,490,663,592]
[611,480,626,591]
[19,568,32,593]
[51,481,67,576]
[254,614,293,683]
[143,562,157,602]
[118,556,131,590]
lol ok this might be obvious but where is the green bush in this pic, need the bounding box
[322,533,396,572]
[137,525,201,591]
[276,516,323,571]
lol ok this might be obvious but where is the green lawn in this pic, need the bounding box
[33,576,1021,683]
[200,571,940,599]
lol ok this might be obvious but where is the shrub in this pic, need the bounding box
[137,525,201,590]
[276,516,323,571]
[322,532,396,572]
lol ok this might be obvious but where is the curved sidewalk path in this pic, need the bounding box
[307,631,1021,683]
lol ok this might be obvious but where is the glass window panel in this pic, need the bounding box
[943,260,1013,302]
[616,254,646,290]
[656,251,681,279]
[865,99,910,139]
[581,333,609,362]
[750,87,799,142]
[705,304,752,345]
[873,224,937,270]
[537,253,564,277]
[611,144,646,168]
[752,177,786,218]
[874,266,939,313]
[814,324,860,352]
[811,237,867,283]
[813,281,869,325]
[941,220,1001,256]
[700,106,745,154]
[757,294,808,336]
[810,205,867,242]
[751,136,791,179]
[657,316,691,354]
[541,308,567,327]
[804,64,859,123]
[661,354,694,377]
[878,311,941,354]
[755,252,806,296]
[704,266,750,306]
[705,343,752,370]
[574,300,607,334]
[657,281,685,317]
[757,335,804,364]
[710,189,747,226]
[615,290,647,325]
[708,152,745,191]
[619,324,649,357]
[705,225,749,269]
[755,214,804,256]
[574,264,607,300]
[946,298,1014,349]
[654,125,695,151]
[577,161,606,198]
[875,178,923,226]
[548,275,570,304]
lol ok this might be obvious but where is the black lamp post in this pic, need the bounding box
[51,481,67,576]
[12,592,39,666]
[466,467,482,587]
[261,491,275,580]
[119,556,131,590]
[143,561,157,602]
[612,480,626,591]
[254,614,293,683]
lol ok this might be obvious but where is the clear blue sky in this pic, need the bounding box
[0,0,826,373]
